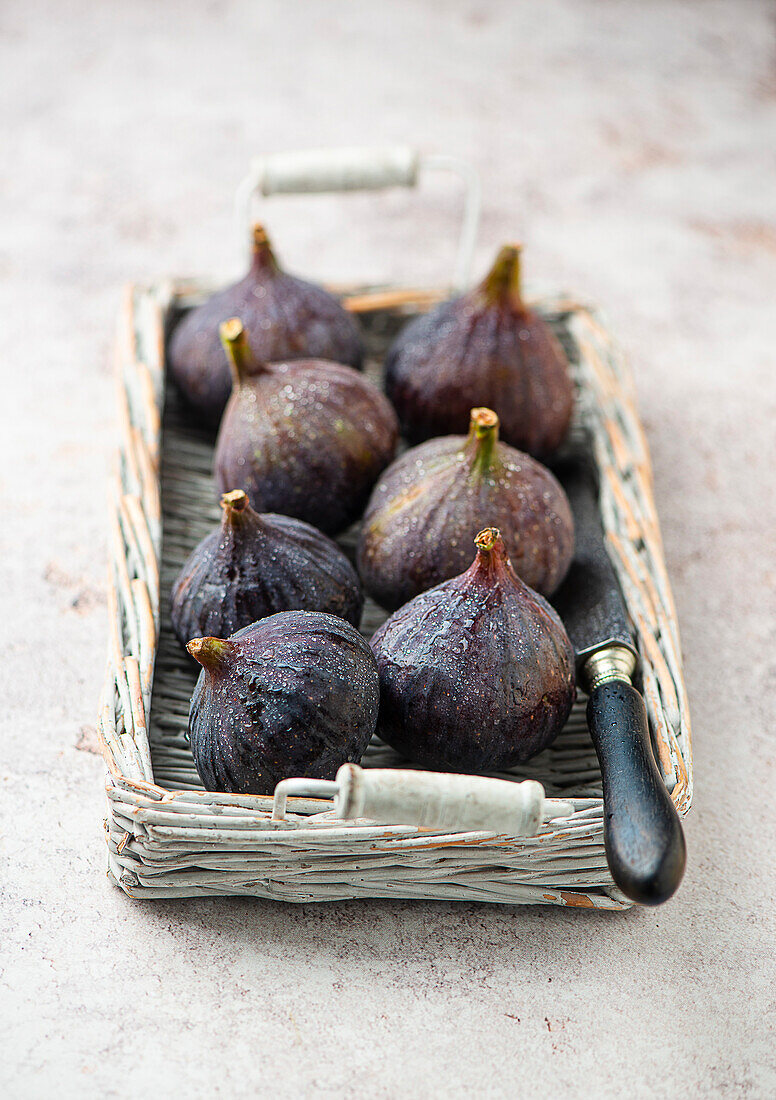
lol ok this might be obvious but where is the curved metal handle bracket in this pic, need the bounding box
[235,146,481,291]
[271,778,339,823]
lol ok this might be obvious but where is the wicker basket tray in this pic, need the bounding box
[100,275,692,910]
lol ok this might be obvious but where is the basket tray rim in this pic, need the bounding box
[100,278,693,909]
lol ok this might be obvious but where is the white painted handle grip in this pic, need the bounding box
[333,764,572,836]
[252,146,419,196]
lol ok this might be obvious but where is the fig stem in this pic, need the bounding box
[219,318,255,385]
[474,526,503,554]
[468,407,500,477]
[220,489,259,527]
[481,244,523,310]
[250,223,278,272]
[471,526,520,585]
[187,636,235,674]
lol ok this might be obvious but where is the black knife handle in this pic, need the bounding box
[587,680,686,905]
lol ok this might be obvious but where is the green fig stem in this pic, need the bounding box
[467,407,500,477]
[249,223,278,273]
[220,318,257,386]
[220,489,260,528]
[480,244,524,310]
[187,636,235,674]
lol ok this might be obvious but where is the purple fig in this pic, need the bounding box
[384,244,574,457]
[371,527,575,771]
[168,224,364,425]
[187,612,379,794]
[214,318,398,535]
[357,407,574,610]
[170,489,364,648]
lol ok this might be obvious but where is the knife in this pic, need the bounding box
[551,451,686,905]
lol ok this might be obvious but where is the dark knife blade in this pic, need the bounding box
[551,445,686,905]
[552,456,635,674]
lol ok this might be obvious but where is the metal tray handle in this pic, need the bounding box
[273,764,573,836]
[235,145,481,290]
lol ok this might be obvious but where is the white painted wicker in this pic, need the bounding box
[101,281,692,909]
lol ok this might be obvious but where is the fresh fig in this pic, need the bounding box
[357,407,574,610]
[168,224,365,425]
[187,612,379,794]
[384,244,574,457]
[214,318,398,535]
[371,527,575,772]
[170,489,364,648]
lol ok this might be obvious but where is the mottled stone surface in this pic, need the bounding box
[1,1,775,1096]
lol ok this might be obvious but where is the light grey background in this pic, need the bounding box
[1,1,774,1096]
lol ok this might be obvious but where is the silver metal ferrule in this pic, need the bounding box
[583,644,638,692]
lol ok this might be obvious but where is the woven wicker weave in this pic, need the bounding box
[100,280,692,909]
